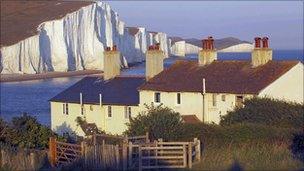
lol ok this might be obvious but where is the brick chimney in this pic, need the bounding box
[146,43,164,80]
[251,37,272,67]
[198,36,217,65]
[103,45,121,80]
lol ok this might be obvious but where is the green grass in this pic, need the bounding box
[192,140,304,170]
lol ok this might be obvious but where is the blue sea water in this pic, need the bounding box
[0,50,303,126]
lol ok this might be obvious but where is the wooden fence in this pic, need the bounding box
[49,135,201,170]
[0,143,48,170]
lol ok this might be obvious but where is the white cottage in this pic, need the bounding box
[138,37,303,123]
[50,37,303,136]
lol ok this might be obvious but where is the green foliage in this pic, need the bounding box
[124,104,184,141]
[192,141,304,170]
[220,97,304,128]
[180,123,300,144]
[0,114,62,149]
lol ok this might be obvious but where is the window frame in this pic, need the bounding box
[128,106,132,118]
[176,93,181,105]
[154,92,161,103]
[212,94,217,107]
[81,105,85,115]
[63,103,69,115]
[108,106,112,118]
[221,95,226,102]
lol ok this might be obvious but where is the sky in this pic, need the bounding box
[106,1,303,50]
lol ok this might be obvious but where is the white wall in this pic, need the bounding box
[258,62,304,103]
[51,101,141,136]
[139,90,252,124]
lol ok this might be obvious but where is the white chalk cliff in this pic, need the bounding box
[0,1,171,74]
[171,39,254,56]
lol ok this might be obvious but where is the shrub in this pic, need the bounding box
[290,132,304,163]
[124,104,184,141]
[179,123,299,144]
[220,97,304,128]
[1,114,63,149]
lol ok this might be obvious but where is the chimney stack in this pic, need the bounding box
[251,37,272,67]
[103,45,121,80]
[146,43,164,80]
[198,36,217,65]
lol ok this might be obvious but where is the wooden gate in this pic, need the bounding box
[49,137,84,167]
[127,138,201,170]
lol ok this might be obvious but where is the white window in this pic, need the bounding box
[63,103,69,115]
[108,106,112,117]
[124,106,132,119]
[221,95,226,102]
[154,92,161,103]
[212,94,217,107]
[177,93,181,105]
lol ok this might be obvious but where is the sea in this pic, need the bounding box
[0,50,303,126]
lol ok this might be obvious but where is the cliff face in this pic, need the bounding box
[0,1,171,74]
[170,37,254,55]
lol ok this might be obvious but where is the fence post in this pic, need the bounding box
[145,132,149,143]
[128,141,133,168]
[188,142,192,169]
[197,139,201,161]
[1,149,5,167]
[81,141,86,168]
[30,152,36,170]
[183,144,187,168]
[115,144,120,170]
[49,137,57,167]
[138,145,142,171]
[102,139,105,170]
[122,139,128,171]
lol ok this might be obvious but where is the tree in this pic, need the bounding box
[220,97,304,128]
[125,104,184,141]
[2,113,59,149]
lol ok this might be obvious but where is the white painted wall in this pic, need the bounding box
[139,90,252,124]
[258,62,304,103]
[51,102,141,136]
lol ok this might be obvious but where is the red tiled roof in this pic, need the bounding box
[181,115,201,124]
[139,60,300,94]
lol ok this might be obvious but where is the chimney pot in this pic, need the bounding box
[262,37,269,48]
[112,45,117,51]
[106,47,111,51]
[254,37,262,48]
[155,43,160,50]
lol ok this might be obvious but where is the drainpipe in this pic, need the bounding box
[202,78,206,122]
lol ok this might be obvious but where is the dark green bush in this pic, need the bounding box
[220,97,304,128]
[0,114,64,149]
[179,123,299,144]
[124,104,184,141]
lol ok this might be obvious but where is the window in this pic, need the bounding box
[63,103,69,115]
[221,95,226,102]
[108,106,112,117]
[154,92,161,103]
[177,93,181,105]
[124,106,132,119]
[90,105,93,111]
[128,107,132,118]
[212,94,217,107]
[236,96,244,107]
[81,105,85,115]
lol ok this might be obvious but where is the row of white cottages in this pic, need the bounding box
[50,37,303,136]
